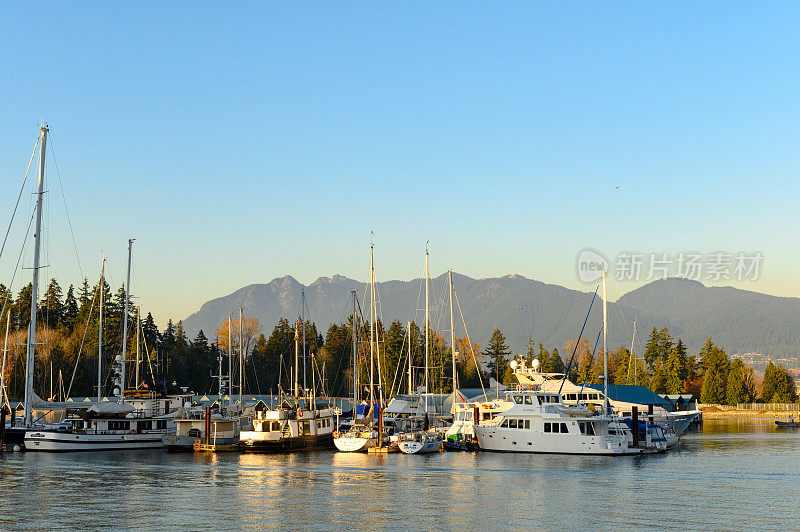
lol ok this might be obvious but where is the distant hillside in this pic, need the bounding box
[182,275,800,358]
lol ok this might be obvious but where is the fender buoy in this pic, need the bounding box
[297,408,303,418]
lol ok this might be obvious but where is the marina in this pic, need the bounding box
[0,420,798,530]
[3,4,800,530]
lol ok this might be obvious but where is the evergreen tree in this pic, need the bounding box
[63,284,79,332]
[726,358,755,405]
[484,328,511,384]
[699,338,729,404]
[194,329,209,349]
[42,278,63,328]
[762,362,798,403]
[550,348,564,373]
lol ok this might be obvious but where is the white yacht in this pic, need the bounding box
[25,401,175,451]
[512,359,700,437]
[473,390,654,455]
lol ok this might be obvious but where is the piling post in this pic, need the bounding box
[632,406,639,447]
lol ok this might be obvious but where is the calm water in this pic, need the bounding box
[1,420,798,530]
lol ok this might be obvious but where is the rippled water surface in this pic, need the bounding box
[1,420,798,530]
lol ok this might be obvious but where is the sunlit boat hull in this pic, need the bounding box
[24,430,165,451]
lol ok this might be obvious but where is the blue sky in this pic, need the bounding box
[2,3,799,326]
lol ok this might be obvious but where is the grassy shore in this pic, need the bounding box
[700,406,799,419]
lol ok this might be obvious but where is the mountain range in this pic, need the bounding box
[181,274,800,359]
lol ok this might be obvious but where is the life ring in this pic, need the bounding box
[128,429,136,434]
[297,408,303,418]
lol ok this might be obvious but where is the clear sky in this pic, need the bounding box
[2,3,799,326]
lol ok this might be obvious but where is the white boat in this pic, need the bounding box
[333,423,380,452]
[398,429,442,454]
[473,389,650,454]
[25,401,175,451]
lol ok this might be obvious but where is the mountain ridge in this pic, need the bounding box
[182,275,800,358]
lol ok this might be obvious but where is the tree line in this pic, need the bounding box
[2,277,797,406]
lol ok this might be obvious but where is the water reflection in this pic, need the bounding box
[0,421,798,530]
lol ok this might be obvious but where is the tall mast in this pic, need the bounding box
[301,289,307,394]
[24,124,47,427]
[407,321,412,395]
[351,290,357,406]
[449,269,457,392]
[120,238,134,400]
[238,307,243,404]
[135,307,140,388]
[294,318,300,399]
[424,242,429,415]
[97,256,105,402]
[227,313,232,398]
[602,270,608,415]
[369,240,375,405]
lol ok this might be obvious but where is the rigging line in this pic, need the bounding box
[576,328,604,404]
[0,210,37,327]
[558,284,600,396]
[48,136,84,278]
[64,278,101,398]
[0,136,38,265]
[453,287,487,398]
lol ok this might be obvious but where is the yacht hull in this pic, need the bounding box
[333,435,374,452]
[398,438,441,454]
[474,426,641,455]
[24,431,165,452]
[240,432,334,452]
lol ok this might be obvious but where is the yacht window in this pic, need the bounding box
[524,420,530,429]
[157,420,167,430]
[579,422,586,434]
[544,422,551,433]
[568,394,577,401]
[510,419,518,429]
[514,395,523,404]
[579,394,585,401]
[524,396,532,405]
[623,412,631,417]
[591,394,599,401]
[560,423,568,433]
[483,413,492,420]
[501,419,509,428]
[586,423,595,436]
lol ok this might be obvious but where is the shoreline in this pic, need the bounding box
[700,408,798,420]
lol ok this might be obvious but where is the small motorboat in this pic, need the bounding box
[775,418,800,428]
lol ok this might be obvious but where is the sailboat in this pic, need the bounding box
[334,238,389,452]
[397,244,442,454]
[25,239,181,451]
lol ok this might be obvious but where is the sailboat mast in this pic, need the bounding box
[1,311,10,409]
[238,307,243,404]
[602,270,608,415]
[301,289,307,395]
[24,124,47,427]
[120,239,134,399]
[424,243,429,415]
[294,318,300,399]
[407,321,412,395]
[449,269,457,392]
[351,290,357,405]
[227,313,232,398]
[97,257,105,402]
[369,241,375,405]
[135,307,140,388]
